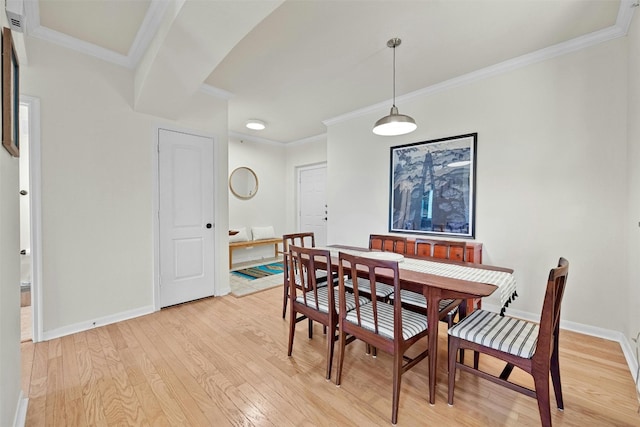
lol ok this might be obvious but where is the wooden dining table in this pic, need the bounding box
[323,245,517,404]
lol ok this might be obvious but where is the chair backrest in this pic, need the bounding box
[337,252,402,339]
[534,257,569,362]
[282,232,316,251]
[288,244,333,311]
[414,238,467,261]
[369,234,408,254]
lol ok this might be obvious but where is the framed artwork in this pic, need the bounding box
[2,27,19,157]
[389,133,477,238]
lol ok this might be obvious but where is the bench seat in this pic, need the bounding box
[229,238,282,269]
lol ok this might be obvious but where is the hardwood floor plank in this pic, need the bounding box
[73,332,108,427]
[115,322,180,426]
[23,287,640,426]
[96,326,150,426]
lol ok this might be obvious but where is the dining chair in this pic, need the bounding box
[447,258,570,427]
[281,232,327,318]
[335,252,430,425]
[393,238,467,336]
[342,234,409,302]
[286,245,365,380]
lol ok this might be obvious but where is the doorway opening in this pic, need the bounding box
[18,96,41,344]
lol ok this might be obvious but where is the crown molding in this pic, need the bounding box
[287,133,327,146]
[127,0,171,68]
[199,84,234,100]
[229,131,283,146]
[24,0,168,69]
[324,3,635,128]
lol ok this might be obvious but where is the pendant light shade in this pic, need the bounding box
[373,38,417,136]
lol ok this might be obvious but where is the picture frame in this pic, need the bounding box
[2,27,19,157]
[389,133,477,238]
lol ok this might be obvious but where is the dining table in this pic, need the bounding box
[322,244,518,404]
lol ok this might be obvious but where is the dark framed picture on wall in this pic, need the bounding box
[389,133,477,238]
[2,27,19,157]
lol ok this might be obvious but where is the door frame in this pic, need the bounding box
[152,124,217,310]
[20,95,43,342]
[296,162,327,234]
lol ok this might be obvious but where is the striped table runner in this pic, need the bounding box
[326,247,518,313]
[401,257,517,312]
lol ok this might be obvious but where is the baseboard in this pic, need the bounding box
[13,391,28,427]
[41,305,155,341]
[483,303,639,388]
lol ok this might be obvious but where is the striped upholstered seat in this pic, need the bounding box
[448,309,539,358]
[345,299,428,340]
[296,285,369,314]
[343,277,395,299]
[390,290,458,313]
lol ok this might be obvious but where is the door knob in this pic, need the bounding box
[206,223,213,229]
[20,190,27,195]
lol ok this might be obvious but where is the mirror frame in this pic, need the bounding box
[229,166,259,200]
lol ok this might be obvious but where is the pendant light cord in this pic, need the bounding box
[392,44,396,108]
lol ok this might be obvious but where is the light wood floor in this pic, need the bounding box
[21,286,640,426]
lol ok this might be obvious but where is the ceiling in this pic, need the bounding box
[23,0,632,143]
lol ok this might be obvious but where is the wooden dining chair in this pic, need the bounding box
[447,258,570,427]
[394,238,467,334]
[287,245,365,380]
[342,234,409,302]
[335,252,430,425]
[282,232,327,318]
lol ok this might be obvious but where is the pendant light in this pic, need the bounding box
[373,38,417,136]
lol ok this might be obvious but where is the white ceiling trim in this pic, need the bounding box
[229,131,284,147]
[24,0,168,69]
[199,84,234,100]
[324,3,636,128]
[286,133,327,146]
[125,0,170,69]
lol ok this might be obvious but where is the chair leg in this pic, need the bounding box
[325,325,335,381]
[473,351,480,369]
[448,337,458,405]
[308,318,313,339]
[282,280,289,319]
[335,330,347,386]
[550,335,564,410]
[533,369,553,427]
[391,352,402,425]
[287,307,296,357]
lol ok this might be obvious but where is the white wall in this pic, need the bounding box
[327,38,628,331]
[228,136,286,264]
[284,136,327,234]
[21,36,229,337]
[627,12,640,343]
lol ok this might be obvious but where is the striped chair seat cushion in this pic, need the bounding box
[343,278,395,299]
[345,301,428,340]
[296,286,369,314]
[389,290,459,316]
[448,310,539,359]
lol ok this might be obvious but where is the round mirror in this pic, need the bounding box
[229,167,258,199]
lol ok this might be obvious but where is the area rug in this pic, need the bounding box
[230,261,284,298]
[231,262,284,280]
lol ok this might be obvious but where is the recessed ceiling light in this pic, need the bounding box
[245,119,266,130]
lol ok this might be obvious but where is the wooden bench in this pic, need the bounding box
[229,238,282,269]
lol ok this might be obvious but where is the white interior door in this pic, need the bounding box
[298,164,327,247]
[158,129,215,307]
